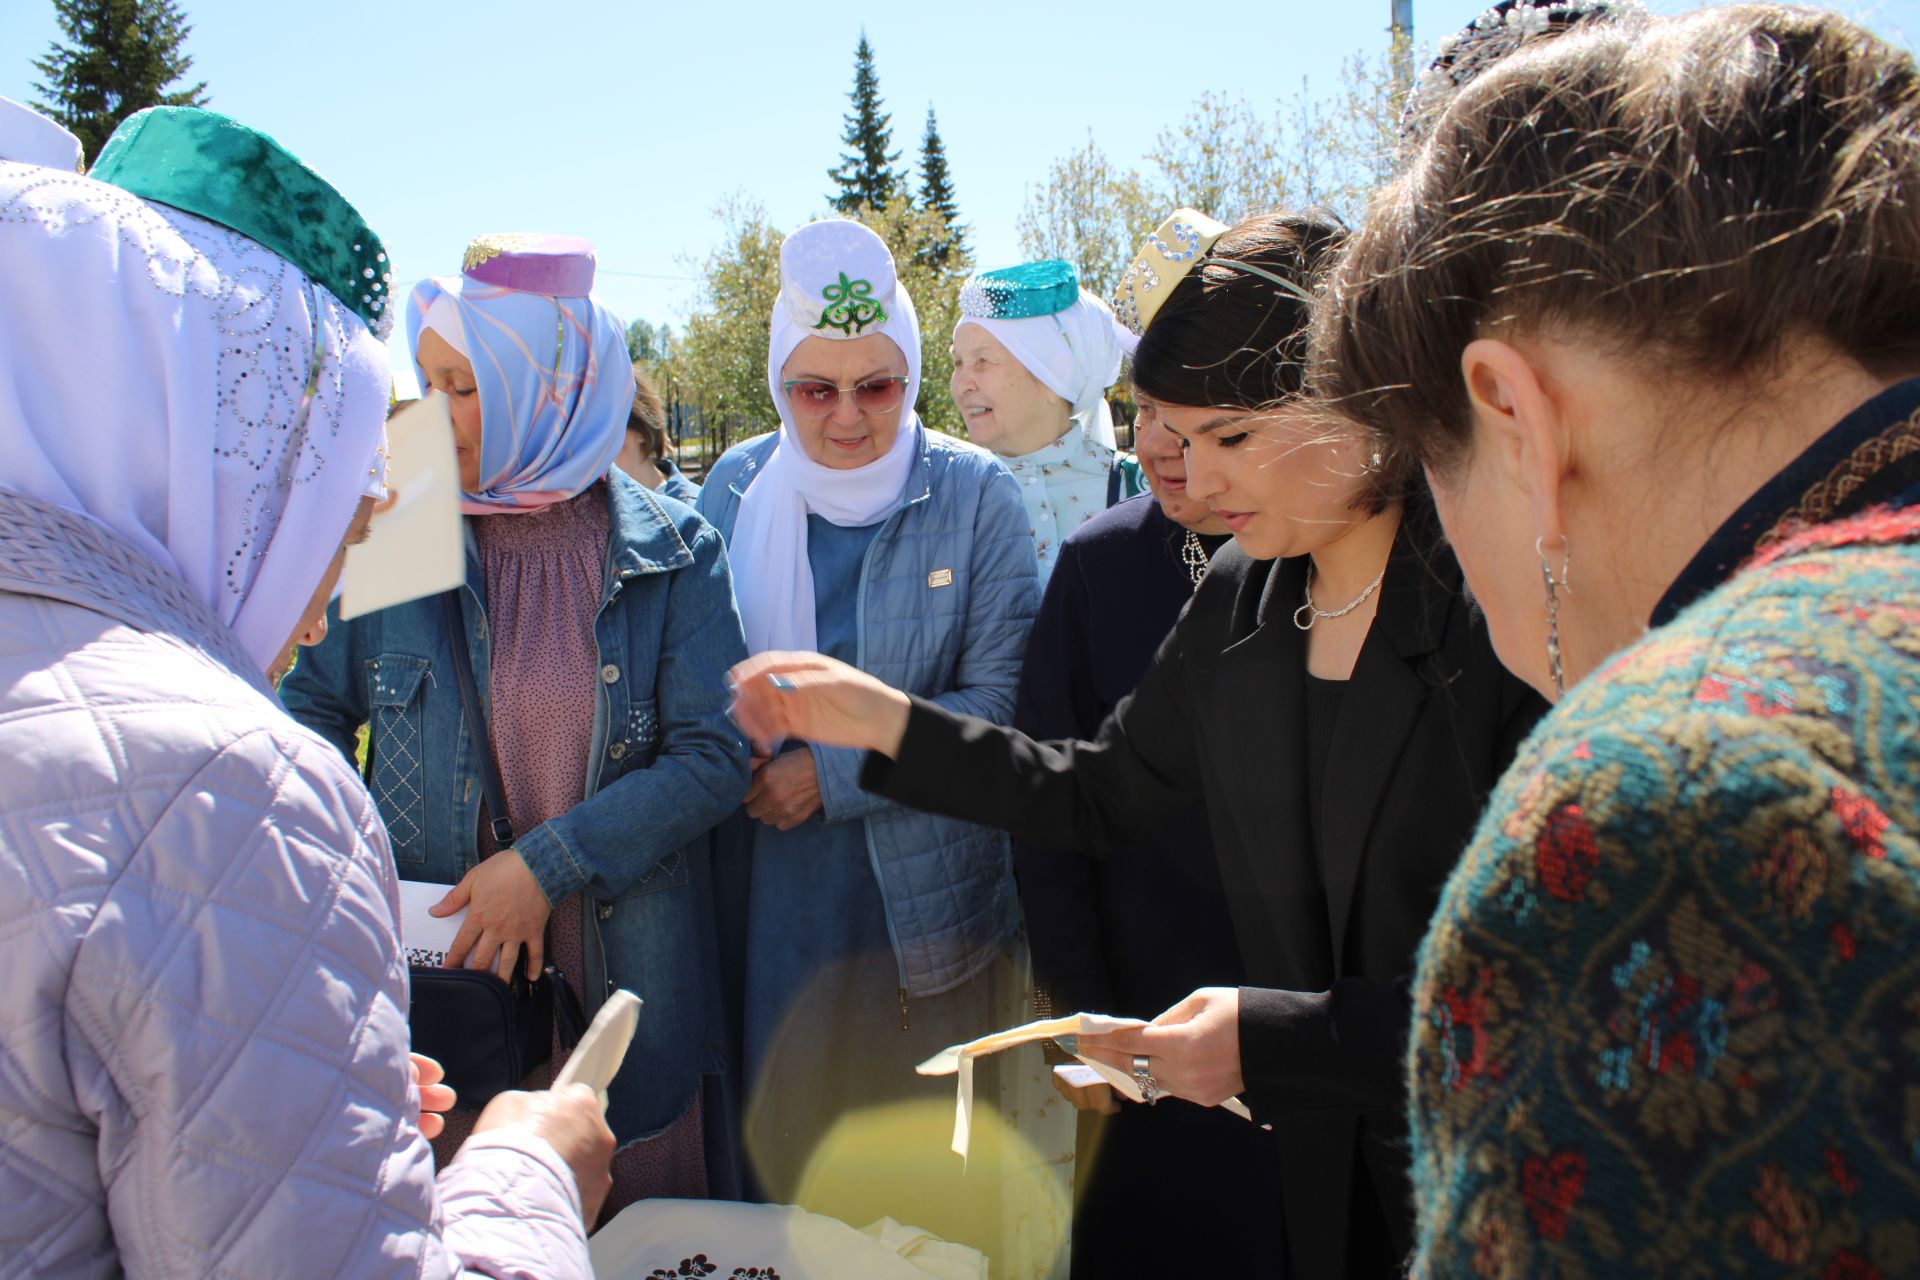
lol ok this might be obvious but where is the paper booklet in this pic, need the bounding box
[916,1013,1254,1161]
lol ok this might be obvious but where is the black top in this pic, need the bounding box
[1012,494,1279,1276]
[1302,672,1344,931]
[1013,494,1235,1017]
[861,500,1546,1278]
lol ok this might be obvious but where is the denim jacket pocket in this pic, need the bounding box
[365,654,432,865]
[607,696,662,775]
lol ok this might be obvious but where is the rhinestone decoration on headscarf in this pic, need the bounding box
[90,107,397,339]
[0,160,391,672]
[959,259,1080,321]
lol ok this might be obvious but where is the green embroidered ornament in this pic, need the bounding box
[90,107,394,338]
[813,271,888,335]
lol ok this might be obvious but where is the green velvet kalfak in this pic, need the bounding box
[91,107,393,337]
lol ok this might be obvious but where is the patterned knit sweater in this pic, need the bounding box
[1406,506,1920,1279]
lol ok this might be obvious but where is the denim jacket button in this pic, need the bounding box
[601,663,620,684]
[596,902,613,921]
[608,741,626,759]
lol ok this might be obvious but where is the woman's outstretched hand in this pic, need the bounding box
[727,652,914,759]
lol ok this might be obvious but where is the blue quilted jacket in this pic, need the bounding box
[698,424,1040,996]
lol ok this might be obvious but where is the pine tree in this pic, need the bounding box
[916,106,966,268]
[826,34,903,214]
[33,0,209,161]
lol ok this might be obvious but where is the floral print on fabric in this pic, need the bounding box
[1005,422,1141,581]
[1408,508,1920,1279]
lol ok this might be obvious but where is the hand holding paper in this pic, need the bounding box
[917,1011,1253,1160]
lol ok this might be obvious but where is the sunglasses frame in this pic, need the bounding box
[781,375,910,417]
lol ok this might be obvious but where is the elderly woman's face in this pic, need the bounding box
[415,327,484,491]
[949,322,1070,458]
[780,334,910,470]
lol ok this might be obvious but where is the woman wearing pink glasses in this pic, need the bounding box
[694,219,1040,1243]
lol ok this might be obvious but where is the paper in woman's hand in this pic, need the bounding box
[916,1012,1253,1161]
[556,989,642,1110]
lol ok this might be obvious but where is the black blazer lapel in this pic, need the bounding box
[1318,522,1454,968]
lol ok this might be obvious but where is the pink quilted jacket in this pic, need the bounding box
[0,492,592,1277]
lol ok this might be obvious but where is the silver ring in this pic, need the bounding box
[1131,1053,1159,1106]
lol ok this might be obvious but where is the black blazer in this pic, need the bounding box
[863,506,1545,1277]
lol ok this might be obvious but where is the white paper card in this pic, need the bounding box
[556,989,643,1110]
[917,1012,1255,1160]
[397,878,465,968]
[340,394,464,621]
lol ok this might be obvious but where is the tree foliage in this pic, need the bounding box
[33,0,209,160]
[674,195,785,431]
[826,34,903,214]
[1017,37,1413,287]
[850,198,972,438]
[915,106,966,269]
[1012,135,1160,298]
[626,318,675,365]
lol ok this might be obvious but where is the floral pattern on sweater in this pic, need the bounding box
[1408,507,1920,1279]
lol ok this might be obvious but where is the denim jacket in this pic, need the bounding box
[698,425,1040,997]
[280,471,751,1139]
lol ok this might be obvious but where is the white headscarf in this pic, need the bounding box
[0,95,81,171]
[953,288,1135,449]
[0,161,390,673]
[729,219,921,657]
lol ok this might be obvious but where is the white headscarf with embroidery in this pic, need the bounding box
[0,161,389,673]
[729,219,921,656]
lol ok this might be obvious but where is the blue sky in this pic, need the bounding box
[6,0,1916,391]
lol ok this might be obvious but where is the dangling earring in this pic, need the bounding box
[1536,535,1572,698]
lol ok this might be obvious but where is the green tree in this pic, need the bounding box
[1146,91,1284,225]
[915,106,966,269]
[675,195,784,430]
[626,318,674,364]
[849,198,973,438]
[826,33,903,214]
[33,0,209,161]
[1014,135,1159,298]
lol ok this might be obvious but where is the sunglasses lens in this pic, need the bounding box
[853,378,904,412]
[789,381,837,412]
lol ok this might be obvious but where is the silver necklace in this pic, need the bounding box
[1293,561,1386,631]
[1182,530,1210,588]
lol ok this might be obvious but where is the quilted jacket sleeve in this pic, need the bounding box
[65,725,591,1278]
[813,458,1042,823]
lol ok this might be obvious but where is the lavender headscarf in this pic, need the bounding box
[407,235,631,515]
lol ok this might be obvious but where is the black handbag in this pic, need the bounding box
[405,590,583,1110]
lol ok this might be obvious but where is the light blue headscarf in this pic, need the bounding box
[407,271,631,514]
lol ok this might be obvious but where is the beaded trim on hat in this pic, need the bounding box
[90,107,395,340]
[959,259,1080,321]
[1111,210,1229,335]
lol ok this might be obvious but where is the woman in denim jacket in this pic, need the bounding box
[696,220,1039,1239]
[281,234,750,1219]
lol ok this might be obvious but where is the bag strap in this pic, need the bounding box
[440,590,514,850]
